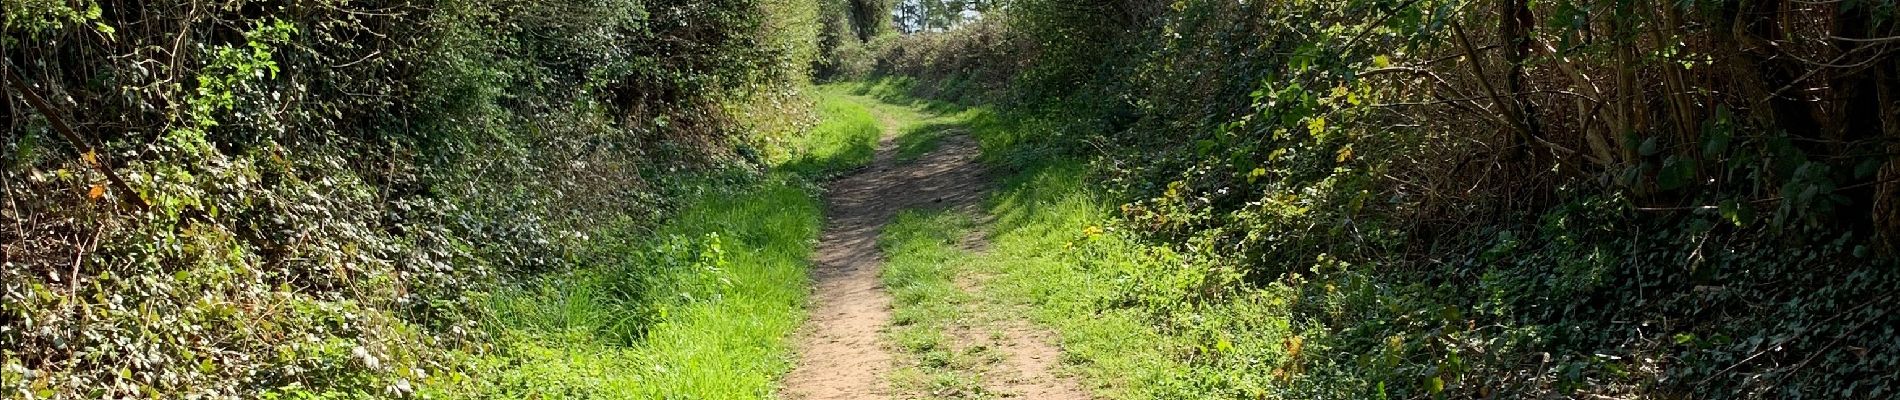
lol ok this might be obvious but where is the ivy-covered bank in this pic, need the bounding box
[837,0,1900,398]
[2,0,830,398]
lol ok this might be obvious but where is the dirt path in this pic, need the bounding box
[950,270,1094,400]
[780,113,989,399]
[781,102,1088,400]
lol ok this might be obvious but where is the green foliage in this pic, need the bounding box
[887,0,1001,34]
[2,0,824,397]
[815,0,896,80]
[872,18,1023,104]
[970,157,1206,399]
[858,0,1900,396]
[182,19,294,136]
[441,179,822,399]
[0,0,101,38]
[835,78,1071,168]
[776,90,882,177]
[840,83,1900,399]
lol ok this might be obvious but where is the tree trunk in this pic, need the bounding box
[1497,0,1543,162]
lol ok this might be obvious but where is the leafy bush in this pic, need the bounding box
[873,18,1027,104]
[2,0,820,397]
[814,0,897,80]
[870,0,1900,398]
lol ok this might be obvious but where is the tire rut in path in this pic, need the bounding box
[780,124,990,399]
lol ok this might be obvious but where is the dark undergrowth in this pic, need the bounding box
[2,0,824,398]
[832,1,1900,399]
[851,3,1900,387]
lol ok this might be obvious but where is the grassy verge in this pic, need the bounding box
[438,177,820,399]
[870,155,1221,400]
[778,93,881,177]
[426,89,895,399]
[895,89,1900,400]
[818,82,995,163]
[966,160,1214,399]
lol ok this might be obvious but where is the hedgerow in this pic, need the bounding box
[2,0,819,397]
[874,0,1900,398]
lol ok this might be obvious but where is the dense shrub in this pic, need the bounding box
[1,0,817,397]
[815,0,897,80]
[879,0,1900,398]
[873,18,1027,104]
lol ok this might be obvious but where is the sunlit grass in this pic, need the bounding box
[818,82,999,163]
[820,82,1216,398]
[456,179,820,399]
[879,210,991,398]
[967,160,1203,399]
[859,145,1217,400]
[779,94,881,177]
[435,89,903,399]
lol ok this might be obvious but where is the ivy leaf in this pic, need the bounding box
[1855,158,1882,179]
[1719,200,1748,227]
[1702,106,1733,155]
[1658,156,1696,191]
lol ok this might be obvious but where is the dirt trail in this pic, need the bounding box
[952,269,1093,400]
[780,115,989,399]
[781,104,1088,400]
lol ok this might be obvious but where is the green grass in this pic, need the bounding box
[610,182,818,397]
[889,110,984,162]
[817,82,998,163]
[778,94,880,177]
[845,85,1297,399]
[800,83,1197,398]
[780,83,982,173]
[832,80,1209,397]
[435,82,1290,399]
[879,210,994,398]
[427,88,906,399]
[860,150,1216,400]
[961,160,1207,399]
[443,179,821,399]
